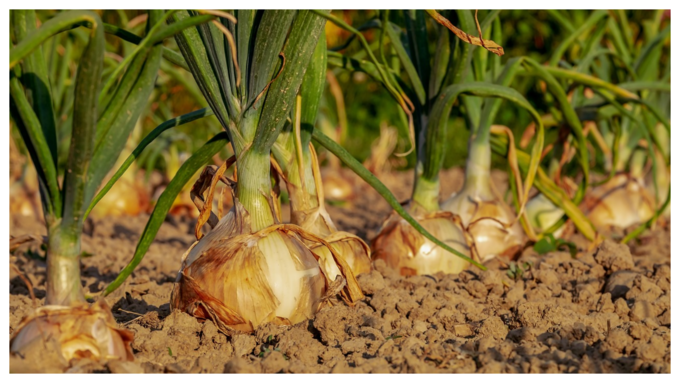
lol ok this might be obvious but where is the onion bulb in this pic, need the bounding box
[441,186,524,262]
[307,231,372,281]
[526,193,566,238]
[321,168,354,202]
[293,204,372,280]
[172,200,364,334]
[371,206,472,276]
[10,163,41,218]
[90,176,149,219]
[582,174,655,230]
[10,300,134,363]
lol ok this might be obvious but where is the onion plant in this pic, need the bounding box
[320,10,549,271]
[92,10,491,334]
[154,10,369,334]
[516,10,670,242]
[9,9,224,364]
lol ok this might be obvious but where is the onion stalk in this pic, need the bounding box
[318,71,356,202]
[9,10,170,365]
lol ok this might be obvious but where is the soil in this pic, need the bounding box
[9,168,671,373]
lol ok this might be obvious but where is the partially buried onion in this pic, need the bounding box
[172,199,364,334]
[90,175,149,219]
[321,167,355,202]
[372,204,472,276]
[442,186,525,262]
[582,173,655,230]
[10,300,134,363]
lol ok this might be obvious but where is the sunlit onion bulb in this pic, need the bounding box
[321,169,354,201]
[372,212,471,276]
[442,190,524,262]
[90,177,149,219]
[10,301,134,363]
[584,174,655,230]
[172,203,326,333]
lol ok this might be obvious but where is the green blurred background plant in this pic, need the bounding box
[10,10,670,220]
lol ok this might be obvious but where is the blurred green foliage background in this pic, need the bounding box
[11,10,670,181]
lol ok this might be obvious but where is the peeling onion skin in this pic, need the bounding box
[442,190,525,262]
[583,174,655,230]
[371,211,471,276]
[292,202,372,279]
[310,233,373,281]
[172,202,327,334]
[10,300,134,363]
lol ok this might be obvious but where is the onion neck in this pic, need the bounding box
[287,148,320,214]
[237,150,275,232]
[462,136,493,200]
[412,175,440,213]
[629,149,646,180]
[46,222,85,306]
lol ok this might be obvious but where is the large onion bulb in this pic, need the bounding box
[90,176,149,219]
[372,208,471,276]
[10,300,134,363]
[172,201,363,334]
[583,174,655,230]
[442,187,524,262]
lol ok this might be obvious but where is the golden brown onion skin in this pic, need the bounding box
[584,174,655,230]
[10,300,134,363]
[442,192,524,262]
[371,211,471,276]
[172,207,326,334]
[310,231,372,280]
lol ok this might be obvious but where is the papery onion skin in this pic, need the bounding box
[10,300,134,363]
[172,204,326,334]
[442,191,524,262]
[371,212,471,276]
[310,232,372,280]
[584,174,655,230]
